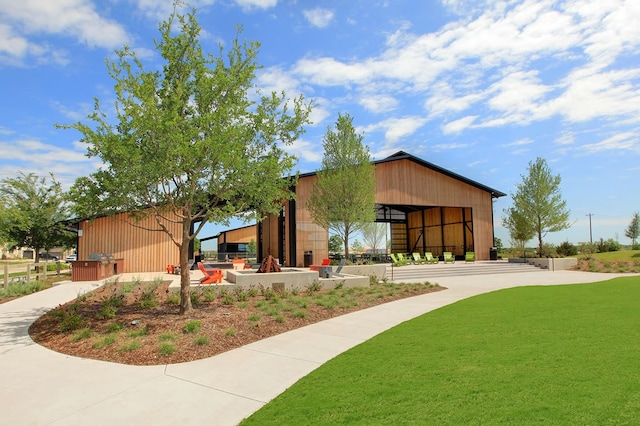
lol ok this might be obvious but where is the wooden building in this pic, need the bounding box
[72,151,504,272]
[259,151,505,266]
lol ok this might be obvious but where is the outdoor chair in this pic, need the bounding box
[329,258,346,278]
[397,253,411,265]
[443,252,456,263]
[412,253,427,264]
[197,262,223,284]
[465,252,475,262]
[424,252,439,264]
[390,253,408,266]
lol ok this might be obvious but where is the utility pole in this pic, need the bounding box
[586,213,594,243]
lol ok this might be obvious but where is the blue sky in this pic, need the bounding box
[1,0,639,250]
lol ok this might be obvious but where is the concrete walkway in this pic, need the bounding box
[0,268,633,425]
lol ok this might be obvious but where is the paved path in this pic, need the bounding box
[0,268,633,425]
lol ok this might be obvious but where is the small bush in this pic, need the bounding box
[106,322,123,333]
[225,328,236,336]
[52,304,84,332]
[165,292,180,304]
[306,281,322,295]
[71,328,92,342]
[92,335,116,349]
[159,332,177,342]
[128,326,149,338]
[118,340,142,353]
[159,342,176,356]
[182,320,202,334]
[194,335,209,345]
[556,241,578,257]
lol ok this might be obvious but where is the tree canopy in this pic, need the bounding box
[0,172,74,261]
[59,8,312,314]
[305,113,376,258]
[625,212,639,248]
[503,157,571,257]
[361,222,386,254]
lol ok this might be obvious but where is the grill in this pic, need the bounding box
[87,253,113,264]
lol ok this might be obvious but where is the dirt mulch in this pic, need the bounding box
[29,280,445,366]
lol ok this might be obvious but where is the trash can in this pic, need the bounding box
[489,247,498,261]
[304,251,313,267]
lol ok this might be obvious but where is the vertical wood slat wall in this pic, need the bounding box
[292,175,329,267]
[375,160,495,260]
[78,211,181,273]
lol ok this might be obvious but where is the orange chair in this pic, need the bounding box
[166,264,174,274]
[310,258,332,271]
[197,262,223,284]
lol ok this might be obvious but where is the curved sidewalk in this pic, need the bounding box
[0,269,631,425]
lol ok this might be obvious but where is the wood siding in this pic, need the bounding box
[375,160,494,259]
[290,175,329,267]
[78,212,181,273]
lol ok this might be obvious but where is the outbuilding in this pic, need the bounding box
[72,151,505,272]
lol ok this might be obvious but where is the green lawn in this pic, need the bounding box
[582,249,640,262]
[242,277,640,425]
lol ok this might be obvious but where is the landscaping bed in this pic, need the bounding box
[29,278,444,366]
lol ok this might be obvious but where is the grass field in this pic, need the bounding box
[582,249,640,262]
[242,276,640,425]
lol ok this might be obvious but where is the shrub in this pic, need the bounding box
[159,342,176,356]
[52,303,84,332]
[556,241,578,257]
[194,335,209,345]
[118,340,142,353]
[71,328,92,342]
[182,320,202,334]
[92,335,116,349]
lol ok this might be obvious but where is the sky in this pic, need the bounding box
[1,0,639,251]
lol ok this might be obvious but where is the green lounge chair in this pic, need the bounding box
[425,252,439,264]
[443,251,455,263]
[465,252,475,262]
[412,253,427,264]
[397,253,411,265]
[390,253,407,266]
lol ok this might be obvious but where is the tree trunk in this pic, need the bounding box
[179,219,193,315]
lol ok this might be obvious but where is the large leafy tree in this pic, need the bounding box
[59,8,312,314]
[502,206,535,258]
[0,172,73,261]
[361,222,386,254]
[625,212,640,248]
[503,157,571,257]
[306,113,376,258]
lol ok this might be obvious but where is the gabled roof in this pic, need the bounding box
[300,150,506,198]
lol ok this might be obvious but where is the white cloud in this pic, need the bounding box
[235,0,278,11]
[503,138,534,147]
[442,115,477,134]
[0,0,129,65]
[362,116,426,144]
[0,138,96,188]
[581,132,639,154]
[288,0,640,141]
[303,8,334,28]
[359,94,398,114]
[288,138,323,164]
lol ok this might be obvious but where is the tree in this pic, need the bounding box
[361,222,386,254]
[504,158,571,257]
[502,206,535,258]
[306,113,376,258]
[246,239,256,257]
[0,172,73,261]
[328,235,343,254]
[625,212,640,248]
[59,8,312,314]
[351,239,363,253]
